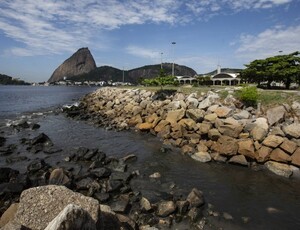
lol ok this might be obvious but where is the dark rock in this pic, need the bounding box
[30,123,40,130]
[27,159,47,173]
[31,133,53,147]
[188,207,202,222]
[13,120,30,129]
[76,177,95,190]
[0,168,19,183]
[84,149,98,161]
[187,188,205,208]
[0,182,24,195]
[94,192,110,203]
[107,159,127,172]
[44,204,97,230]
[107,180,123,193]
[89,167,111,179]
[0,144,16,156]
[49,168,70,186]
[110,172,132,183]
[176,200,190,215]
[156,201,176,217]
[111,197,130,213]
[121,154,137,163]
[91,151,106,162]
[98,204,123,230]
[6,156,28,164]
[0,136,6,147]
[75,147,89,160]
[43,147,62,154]
[89,160,104,169]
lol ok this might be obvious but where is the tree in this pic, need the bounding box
[241,51,300,89]
[141,68,178,88]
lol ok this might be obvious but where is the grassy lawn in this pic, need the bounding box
[120,85,300,109]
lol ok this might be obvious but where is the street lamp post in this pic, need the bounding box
[171,42,176,77]
[160,52,163,69]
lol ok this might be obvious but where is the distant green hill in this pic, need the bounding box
[0,74,30,85]
[71,63,197,84]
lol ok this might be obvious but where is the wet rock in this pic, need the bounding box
[186,188,204,208]
[14,185,100,230]
[157,201,176,217]
[0,168,19,183]
[30,123,40,130]
[110,172,132,183]
[265,161,293,178]
[94,192,110,203]
[90,167,111,179]
[223,212,233,220]
[49,168,70,186]
[98,204,123,230]
[27,159,47,173]
[266,106,286,126]
[191,151,211,163]
[121,154,137,163]
[176,200,189,215]
[31,133,53,147]
[111,196,130,213]
[107,159,127,173]
[43,147,62,154]
[44,204,96,230]
[0,203,18,228]
[0,136,6,147]
[229,155,248,166]
[188,207,202,222]
[76,177,95,190]
[6,156,28,164]
[0,145,14,156]
[149,172,161,179]
[107,180,123,193]
[0,182,24,195]
[140,197,152,212]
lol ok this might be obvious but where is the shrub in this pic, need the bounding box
[236,86,258,107]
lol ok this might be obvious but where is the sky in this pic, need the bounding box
[0,0,300,83]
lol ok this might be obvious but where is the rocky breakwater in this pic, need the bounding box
[68,87,300,178]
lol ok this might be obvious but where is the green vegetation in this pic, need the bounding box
[241,51,300,89]
[0,74,30,85]
[141,69,178,88]
[235,86,259,107]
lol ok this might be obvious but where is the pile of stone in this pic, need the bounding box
[70,87,300,178]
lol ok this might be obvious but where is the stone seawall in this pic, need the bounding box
[77,87,300,178]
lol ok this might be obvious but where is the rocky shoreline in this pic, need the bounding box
[1,86,300,229]
[0,111,226,229]
[68,87,300,178]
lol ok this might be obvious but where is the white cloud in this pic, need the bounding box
[125,46,160,60]
[0,0,294,56]
[235,25,300,61]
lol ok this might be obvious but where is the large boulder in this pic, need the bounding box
[228,155,248,166]
[48,48,96,83]
[191,152,211,163]
[266,106,286,126]
[238,139,256,159]
[270,148,291,163]
[262,135,284,148]
[198,92,219,110]
[186,109,205,122]
[211,135,238,156]
[44,204,96,230]
[156,201,176,217]
[265,161,293,178]
[280,139,297,155]
[165,109,185,124]
[291,148,300,167]
[256,146,272,163]
[214,106,233,118]
[218,124,243,138]
[13,185,100,230]
[282,124,300,138]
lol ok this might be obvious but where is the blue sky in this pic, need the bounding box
[0,0,300,82]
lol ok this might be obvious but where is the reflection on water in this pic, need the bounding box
[1,114,300,230]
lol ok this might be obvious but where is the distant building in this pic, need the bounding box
[211,66,241,86]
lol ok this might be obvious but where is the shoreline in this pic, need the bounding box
[69,86,300,179]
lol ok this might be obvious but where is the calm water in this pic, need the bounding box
[1,86,300,230]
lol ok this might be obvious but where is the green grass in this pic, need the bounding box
[120,85,300,109]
